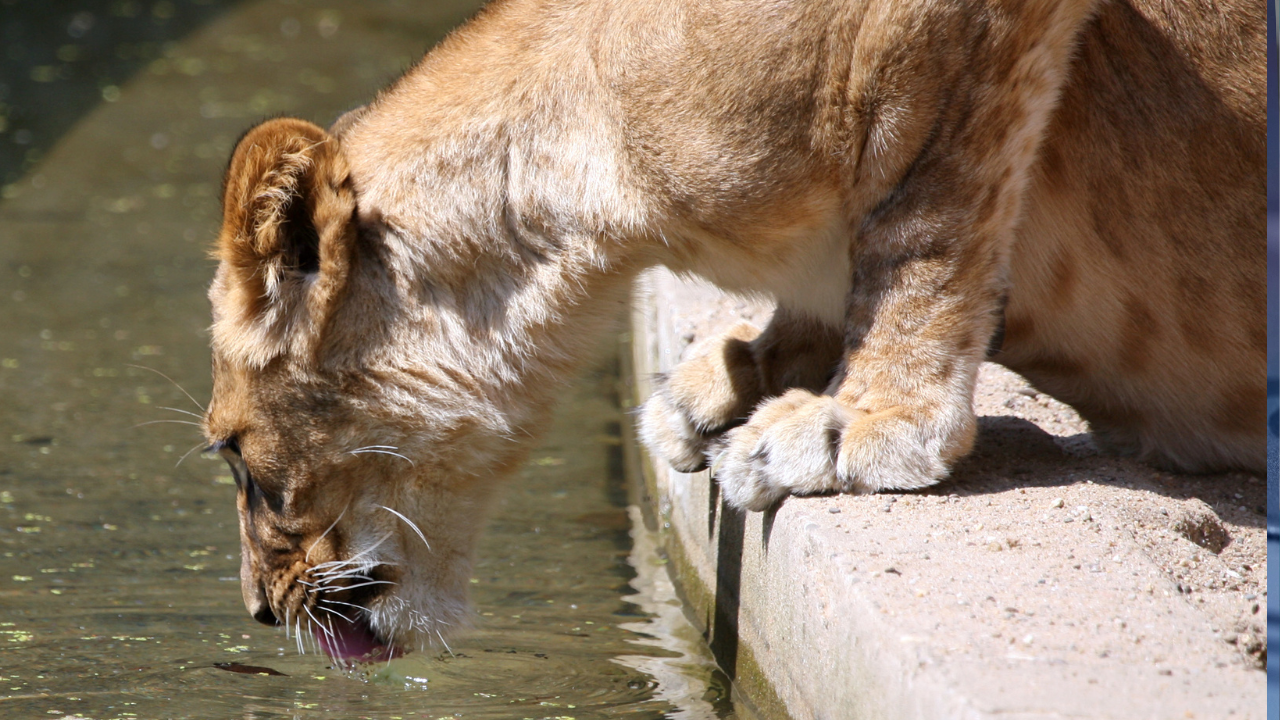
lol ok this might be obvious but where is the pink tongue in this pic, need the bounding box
[313,616,402,662]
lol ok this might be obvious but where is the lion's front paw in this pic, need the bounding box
[712,390,858,511]
[712,390,971,510]
[638,323,765,473]
[638,388,717,472]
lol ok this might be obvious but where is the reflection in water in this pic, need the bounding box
[0,1,737,718]
[614,506,734,720]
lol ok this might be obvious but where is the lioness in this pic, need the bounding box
[203,0,1263,657]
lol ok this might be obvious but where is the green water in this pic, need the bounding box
[0,2,736,718]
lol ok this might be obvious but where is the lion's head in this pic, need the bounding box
[203,118,527,659]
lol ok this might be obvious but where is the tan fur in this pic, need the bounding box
[203,0,1264,652]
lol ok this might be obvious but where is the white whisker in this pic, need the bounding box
[379,505,431,551]
[319,598,366,611]
[348,448,415,466]
[325,616,344,666]
[314,570,373,583]
[313,578,373,592]
[312,558,373,573]
[125,364,206,412]
[308,559,354,571]
[157,406,203,419]
[310,558,379,586]
[303,614,321,655]
[305,506,347,563]
[310,553,398,570]
[173,441,206,468]
[343,532,393,564]
[307,571,348,584]
[338,579,397,592]
[311,559,370,572]
[316,603,354,623]
[306,605,334,644]
[311,560,399,578]
[132,419,202,429]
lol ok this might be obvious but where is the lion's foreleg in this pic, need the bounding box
[710,0,1098,509]
[711,218,1005,509]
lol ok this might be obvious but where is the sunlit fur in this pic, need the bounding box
[204,0,1264,650]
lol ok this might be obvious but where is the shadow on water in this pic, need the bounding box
[0,1,739,718]
[0,0,249,186]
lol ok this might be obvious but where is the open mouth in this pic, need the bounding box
[305,563,402,663]
[312,614,402,662]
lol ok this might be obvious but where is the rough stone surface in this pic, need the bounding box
[629,269,1266,720]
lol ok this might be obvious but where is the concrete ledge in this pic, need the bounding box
[627,269,1266,720]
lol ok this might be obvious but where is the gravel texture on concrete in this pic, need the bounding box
[629,268,1266,720]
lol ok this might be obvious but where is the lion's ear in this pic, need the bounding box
[212,117,358,367]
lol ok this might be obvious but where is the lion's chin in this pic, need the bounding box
[361,590,474,657]
[313,614,403,663]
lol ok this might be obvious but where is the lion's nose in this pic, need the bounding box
[250,599,278,627]
[242,578,279,627]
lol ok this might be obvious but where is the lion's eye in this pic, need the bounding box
[215,439,249,491]
[212,437,283,513]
